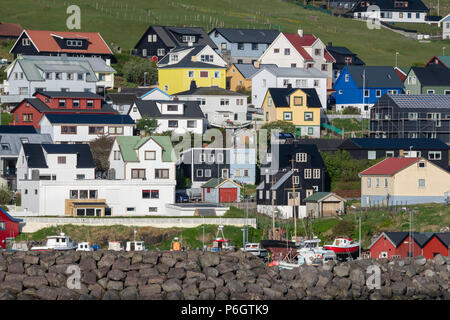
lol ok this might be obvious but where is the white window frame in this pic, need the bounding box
[304,169,312,179]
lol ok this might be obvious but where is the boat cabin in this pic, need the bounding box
[126,241,146,251]
[108,241,123,251]
[77,242,98,251]
[210,238,233,252]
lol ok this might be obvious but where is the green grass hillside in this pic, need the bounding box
[0,0,447,66]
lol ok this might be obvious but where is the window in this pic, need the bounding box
[131,169,146,179]
[185,120,196,128]
[427,90,435,94]
[217,153,224,163]
[339,90,343,95]
[1,143,10,150]
[72,100,80,108]
[108,127,123,135]
[22,114,33,122]
[235,169,241,177]
[386,151,394,157]
[428,151,441,160]
[368,151,376,160]
[167,105,178,111]
[221,169,229,178]
[70,190,78,199]
[200,55,213,62]
[304,169,312,179]
[220,98,229,106]
[376,178,380,188]
[58,99,66,108]
[197,98,206,105]
[61,126,76,134]
[236,98,244,106]
[149,207,158,213]
[142,190,150,199]
[89,190,98,199]
[304,112,313,121]
[307,127,314,135]
[155,169,169,179]
[55,72,62,80]
[89,126,104,134]
[157,48,165,56]
[196,169,203,177]
[296,153,307,162]
[45,72,52,80]
[313,169,320,179]
[20,137,29,144]
[205,169,211,178]
[200,71,209,78]
[376,90,381,97]
[291,63,296,68]
[274,48,279,53]
[142,49,147,57]
[315,48,321,56]
[57,156,66,164]
[77,73,83,80]
[418,179,425,188]
[61,88,69,92]
[170,55,178,62]
[251,43,258,50]
[294,96,303,106]
[384,178,388,188]
[168,120,178,128]
[145,151,156,160]
[284,48,290,55]
[283,112,292,121]
[164,85,168,91]
[87,100,94,108]
[267,97,272,106]
[188,71,194,78]
[418,162,425,168]
[22,38,31,46]
[214,71,220,78]
[321,64,328,71]
[364,90,369,97]
[408,113,418,120]
[367,178,371,188]
[67,40,82,47]
[127,207,136,212]
[113,150,121,160]
[238,43,244,50]
[294,176,300,184]
[67,73,74,80]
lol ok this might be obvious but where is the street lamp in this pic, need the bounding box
[143,72,148,86]
[395,52,399,68]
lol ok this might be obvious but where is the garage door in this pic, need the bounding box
[322,202,340,217]
[219,188,237,202]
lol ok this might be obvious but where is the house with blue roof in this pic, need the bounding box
[38,113,135,144]
[333,66,404,117]
[338,138,450,170]
[208,28,280,65]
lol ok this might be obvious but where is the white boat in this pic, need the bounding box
[125,241,147,252]
[240,242,267,258]
[30,233,76,251]
[108,241,124,251]
[324,237,360,260]
[76,242,99,251]
[8,241,29,252]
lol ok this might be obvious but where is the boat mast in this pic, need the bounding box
[271,176,275,237]
[290,159,297,242]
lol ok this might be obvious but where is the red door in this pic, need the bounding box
[219,188,237,202]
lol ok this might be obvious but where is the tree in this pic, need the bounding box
[0,184,13,205]
[136,116,159,135]
[89,136,115,173]
[122,57,157,86]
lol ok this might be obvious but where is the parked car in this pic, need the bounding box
[176,191,189,203]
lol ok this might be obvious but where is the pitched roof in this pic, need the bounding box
[0,133,53,156]
[283,33,335,62]
[157,45,225,69]
[435,233,450,247]
[133,100,205,119]
[23,143,95,168]
[410,67,450,86]
[105,93,138,105]
[267,88,323,108]
[201,178,240,188]
[43,113,135,125]
[304,192,333,202]
[34,90,103,99]
[341,138,450,150]
[233,63,275,79]
[381,232,409,247]
[210,28,280,44]
[266,143,326,172]
[174,86,246,96]
[136,26,217,50]
[0,207,22,223]
[21,55,116,73]
[359,157,419,176]
[0,125,37,134]
[426,55,450,68]
[381,94,450,108]
[13,30,112,54]
[345,66,404,88]
[370,231,447,249]
[351,0,429,12]
[326,45,365,67]
[11,98,117,114]
[0,22,22,37]
[116,136,174,163]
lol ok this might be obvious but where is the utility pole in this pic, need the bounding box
[290,159,297,242]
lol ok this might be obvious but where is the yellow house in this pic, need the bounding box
[359,157,450,207]
[262,87,322,137]
[226,63,253,91]
[157,45,227,95]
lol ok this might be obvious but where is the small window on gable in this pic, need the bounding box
[418,162,425,168]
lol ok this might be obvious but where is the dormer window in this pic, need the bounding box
[167,105,178,111]
[296,153,307,162]
[67,40,83,47]
[182,35,195,43]
[171,55,178,62]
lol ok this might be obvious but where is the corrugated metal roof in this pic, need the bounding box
[388,94,450,108]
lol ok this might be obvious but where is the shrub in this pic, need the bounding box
[342,106,361,115]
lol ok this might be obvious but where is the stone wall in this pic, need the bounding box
[0,250,448,300]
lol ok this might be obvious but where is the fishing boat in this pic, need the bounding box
[240,242,267,258]
[108,241,124,251]
[296,237,336,266]
[208,225,235,252]
[76,242,99,251]
[7,241,29,252]
[324,237,360,260]
[30,233,77,251]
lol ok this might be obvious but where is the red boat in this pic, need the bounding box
[324,237,360,259]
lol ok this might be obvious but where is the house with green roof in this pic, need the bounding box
[304,192,345,218]
[425,55,450,69]
[201,178,241,203]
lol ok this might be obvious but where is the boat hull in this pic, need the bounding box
[323,245,359,259]
[260,240,302,261]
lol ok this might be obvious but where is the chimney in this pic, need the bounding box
[253,60,260,69]
[190,80,197,90]
[298,29,303,37]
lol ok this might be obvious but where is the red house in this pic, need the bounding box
[422,233,450,259]
[368,232,428,259]
[10,90,117,129]
[0,207,22,249]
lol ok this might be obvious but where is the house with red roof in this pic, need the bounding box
[9,30,113,62]
[258,29,335,90]
[0,22,23,41]
[0,207,22,249]
[359,157,450,207]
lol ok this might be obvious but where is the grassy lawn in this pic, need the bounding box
[1,112,13,125]
[0,0,447,66]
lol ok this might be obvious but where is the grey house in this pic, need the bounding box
[0,130,53,190]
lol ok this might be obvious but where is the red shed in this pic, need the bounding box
[0,207,23,249]
[422,233,450,259]
[368,232,427,259]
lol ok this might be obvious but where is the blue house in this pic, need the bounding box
[208,28,280,65]
[333,66,404,117]
[229,148,256,185]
